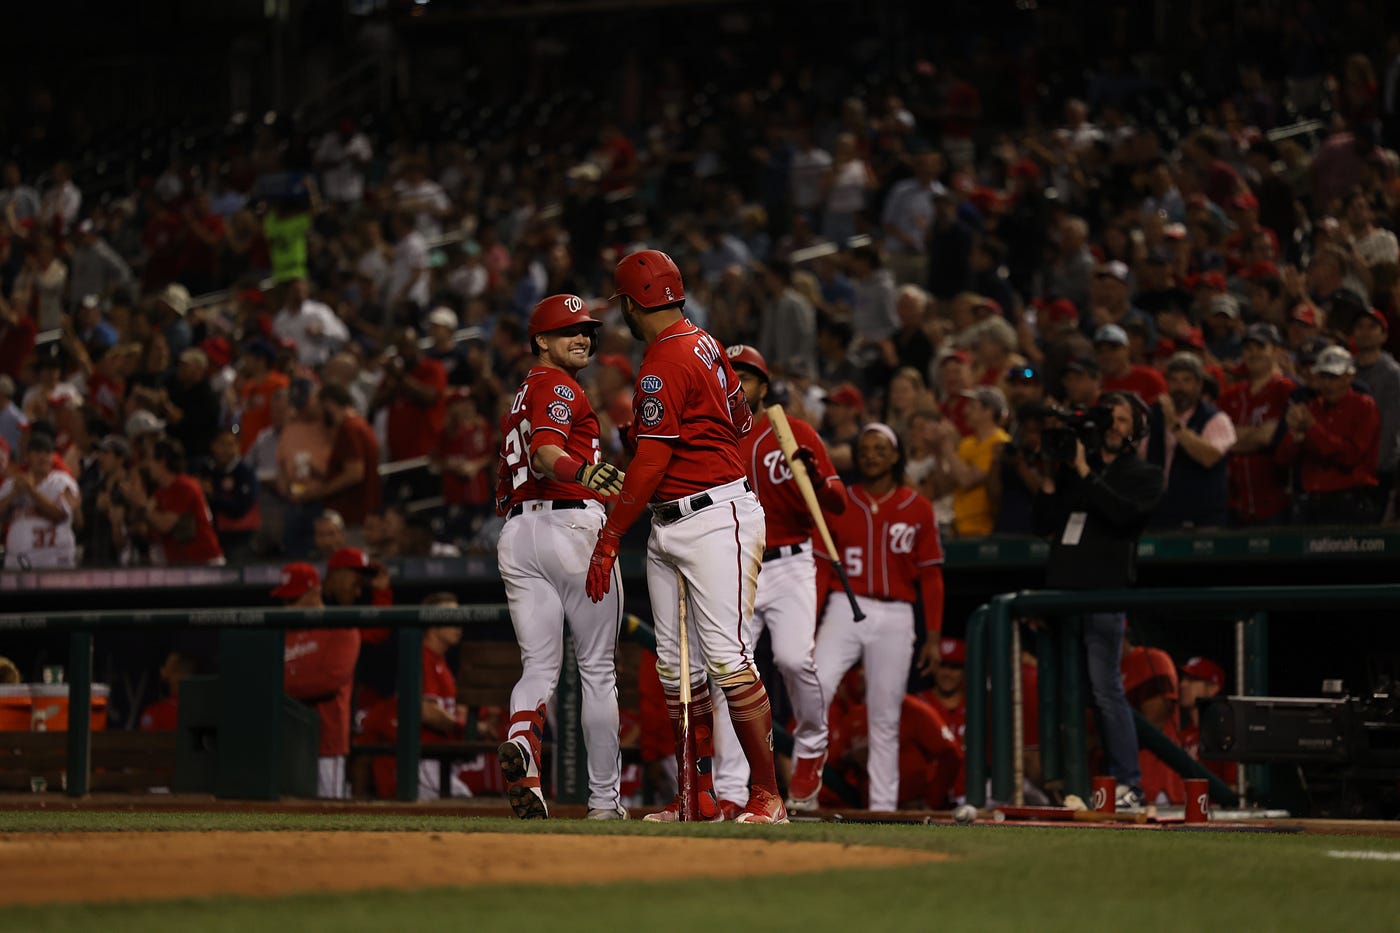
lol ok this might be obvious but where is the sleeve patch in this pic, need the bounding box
[640,374,663,393]
[547,400,572,425]
[554,384,576,401]
[639,396,665,428]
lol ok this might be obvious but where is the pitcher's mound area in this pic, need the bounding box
[0,831,947,905]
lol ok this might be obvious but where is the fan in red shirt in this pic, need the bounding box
[127,436,223,565]
[275,559,362,799]
[137,652,198,732]
[313,383,381,528]
[235,340,290,453]
[435,389,495,534]
[360,591,468,800]
[1095,323,1168,405]
[813,422,945,812]
[1217,323,1296,525]
[379,327,447,461]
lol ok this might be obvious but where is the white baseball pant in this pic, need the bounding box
[498,499,623,811]
[814,593,915,812]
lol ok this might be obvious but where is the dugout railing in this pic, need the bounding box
[965,583,1400,809]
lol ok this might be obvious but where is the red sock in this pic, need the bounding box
[722,678,778,795]
[508,702,547,762]
[666,681,717,809]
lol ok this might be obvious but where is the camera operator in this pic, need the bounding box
[1032,391,1163,809]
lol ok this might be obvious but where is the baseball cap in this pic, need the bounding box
[97,434,132,458]
[1179,656,1225,690]
[938,638,967,665]
[973,296,1003,317]
[1231,191,1260,212]
[1355,307,1390,332]
[1009,158,1042,180]
[201,336,233,368]
[1296,336,1335,368]
[1207,293,1240,319]
[1095,260,1130,282]
[327,547,377,573]
[125,409,167,438]
[1243,322,1282,346]
[1093,323,1129,346]
[1313,345,1356,376]
[938,348,973,367]
[1163,222,1189,240]
[826,384,866,410]
[959,386,1008,422]
[1038,297,1080,326]
[158,282,191,317]
[1289,304,1321,328]
[426,307,458,330]
[1062,355,1100,376]
[242,338,278,362]
[271,562,320,600]
[1007,364,1040,384]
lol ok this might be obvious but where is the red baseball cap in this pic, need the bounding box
[271,562,320,600]
[1179,656,1225,690]
[1040,297,1080,326]
[940,348,973,367]
[938,638,966,665]
[1009,158,1041,180]
[327,547,376,573]
[1232,191,1260,212]
[1290,304,1321,327]
[201,336,233,369]
[826,384,865,410]
[1241,260,1279,281]
[1356,307,1390,332]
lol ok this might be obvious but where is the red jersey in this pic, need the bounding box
[817,485,943,603]
[285,627,361,757]
[438,417,494,506]
[326,413,381,525]
[1218,372,1296,522]
[496,365,602,508]
[823,694,963,809]
[237,371,290,453]
[1274,388,1380,493]
[1103,366,1168,406]
[633,319,750,500]
[386,357,448,460]
[740,410,842,547]
[152,475,223,565]
[87,373,126,428]
[139,696,178,731]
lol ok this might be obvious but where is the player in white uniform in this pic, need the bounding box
[495,294,629,821]
[711,345,850,814]
[0,431,79,569]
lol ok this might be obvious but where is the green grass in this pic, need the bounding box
[3,812,1399,932]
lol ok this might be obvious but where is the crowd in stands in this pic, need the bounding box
[5,19,1400,568]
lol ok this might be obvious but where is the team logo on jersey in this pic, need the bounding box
[547,400,572,424]
[763,449,793,485]
[888,522,917,554]
[640,396,665,428]
[640,374,663,394]
[554,385,576,401]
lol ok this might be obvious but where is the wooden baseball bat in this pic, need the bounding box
[676,573,697,821]
[766,404,865,622]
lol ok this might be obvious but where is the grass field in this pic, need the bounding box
[3,811,1399,932]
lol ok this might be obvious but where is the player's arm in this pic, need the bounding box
[26,481,74,524]
[531,435,625,494]
[585,438,674,600]
[421,699,459,732]
[795,422,848,514]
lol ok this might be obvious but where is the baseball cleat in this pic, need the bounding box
[586,806,629,820]
[718,798,745,821]
[733,787,790,824]
[786,753,825,811]
[642,789,724,822]
[499,740,549,820]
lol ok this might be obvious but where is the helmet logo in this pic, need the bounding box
[664,287,674,300]
[564,295,584,313]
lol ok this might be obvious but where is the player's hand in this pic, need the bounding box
[577,461,625,496]
[791,445,821,479]
[586,525,622,602]
[916,639,942,676]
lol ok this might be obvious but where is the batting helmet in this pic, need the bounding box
[611,249,685,309]
[725,344,770,382]
[528,294,600,339]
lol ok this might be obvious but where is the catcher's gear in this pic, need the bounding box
[577,461,625,496]
[611,249,685,309]
[724,344,769,382]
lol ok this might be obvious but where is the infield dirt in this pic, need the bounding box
[0,831,947,905]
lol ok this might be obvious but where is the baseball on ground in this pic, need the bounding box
[952,804,977,824]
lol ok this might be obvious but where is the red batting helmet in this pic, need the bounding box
[528,294,600,339]
[611,249,685,309]
[725,344,770,382]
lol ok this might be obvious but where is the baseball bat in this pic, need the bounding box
[676,573,697,821]
[766,404,865,622]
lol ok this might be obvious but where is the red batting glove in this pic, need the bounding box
[586,524,623,602]
[792,444,821,478]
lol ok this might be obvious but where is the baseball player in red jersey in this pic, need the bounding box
[813,422,945,811]
[495,294,629,821]
[586,249,787,824]
[710,344,849,813]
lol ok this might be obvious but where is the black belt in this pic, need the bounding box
[762,543,804,562]
[508,499,586,518]
[651,480,751,525]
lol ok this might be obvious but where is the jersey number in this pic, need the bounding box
[31,527,57,549]
[501,418,537,489]
[843,547,863,577]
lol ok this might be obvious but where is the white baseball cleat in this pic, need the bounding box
[585,806,629,821]
[499,740,548,820]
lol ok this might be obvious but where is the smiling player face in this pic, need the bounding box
[538,325,595,373]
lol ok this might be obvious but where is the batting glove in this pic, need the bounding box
[577,461,626,496]
[792,445,821,478]
[586,525,623,602]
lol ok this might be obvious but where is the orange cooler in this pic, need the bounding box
[0,685,30,730]
[28,684,110,732]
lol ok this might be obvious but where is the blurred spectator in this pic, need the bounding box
[882,149,943,286]
[273,278,350,369]
[153,283,193,358]
[235,339,289,453]
[935,386,1010,538]
[124,436,224,566]
[1145,353,1235,529]
[263,190,317,286]
[1276,346,1382,524]
[38,161,81,234]
[67,221,132,307]
[1218,324,1297,526]
[1121,642,1185,806]
[317,383,381,533]
[1095,323,1167,405]
[0,374,25,452]
[16,236,67,330]
[0,431,79,569]
[383,211,430,320]
[1350,307,1400,515]
[0,161,39,228]
[312,509,347,558]
[376,326,447,461]
[990,404,1049,535]
[314,119,372,208]
[164,348,222,461]
[1058,356,1102,407]
[821,132,874,246]
[138,652,197,731]
[276,378,333,557]
[756,259,816,378]
[198,429,260,563]
[79,434,132,566]
[424,306,472,386]
[436,388,495,544]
